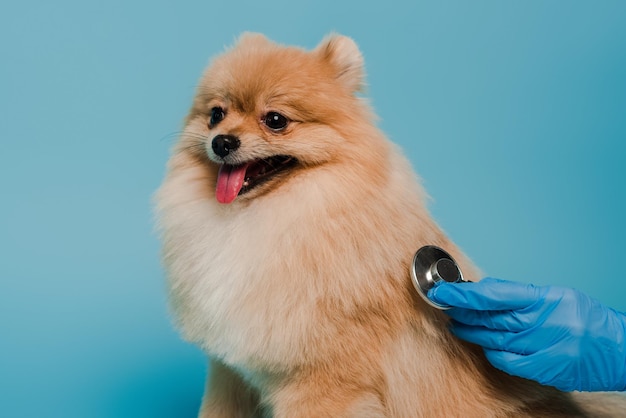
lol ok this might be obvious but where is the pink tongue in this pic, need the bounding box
[216,164,249,204]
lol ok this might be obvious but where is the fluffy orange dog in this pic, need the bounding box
[156,34,624,417]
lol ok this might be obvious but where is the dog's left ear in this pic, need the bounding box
[315,34,365,93]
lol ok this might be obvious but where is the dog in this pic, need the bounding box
[156,33,625,417]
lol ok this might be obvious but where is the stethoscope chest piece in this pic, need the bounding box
[411,245,466,310]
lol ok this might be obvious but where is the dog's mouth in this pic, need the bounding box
[215,155,298,204]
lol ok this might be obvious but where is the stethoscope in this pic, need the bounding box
[411,245,467,310]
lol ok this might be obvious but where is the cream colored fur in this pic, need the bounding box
[156,33,625,417]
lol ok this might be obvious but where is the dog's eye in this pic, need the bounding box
[264,112,288,131]
[209,107,226,127]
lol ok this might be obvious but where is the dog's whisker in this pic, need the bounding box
[179,142,207,153]
[159,131,186,143]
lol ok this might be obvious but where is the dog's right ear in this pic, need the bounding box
[315,34,365,93]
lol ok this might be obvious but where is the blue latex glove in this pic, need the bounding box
[427,277,626,392]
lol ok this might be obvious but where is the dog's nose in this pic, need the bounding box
[211,134,240,158]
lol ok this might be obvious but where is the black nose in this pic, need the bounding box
[211,134,240,158]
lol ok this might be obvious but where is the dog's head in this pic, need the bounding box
[178,33,384,204]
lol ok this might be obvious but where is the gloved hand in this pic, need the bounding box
[427,277,626,392]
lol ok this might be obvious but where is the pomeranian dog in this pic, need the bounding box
[156,33,625,417]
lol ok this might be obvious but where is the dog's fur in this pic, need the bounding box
[156,34,625,417]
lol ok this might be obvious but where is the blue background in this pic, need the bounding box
[1,1,625,417]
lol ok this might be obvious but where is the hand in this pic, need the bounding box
[427,277,626,392]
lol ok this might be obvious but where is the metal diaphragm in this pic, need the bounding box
[411,245,465,309]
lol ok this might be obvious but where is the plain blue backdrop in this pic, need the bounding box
[1,1,625,417]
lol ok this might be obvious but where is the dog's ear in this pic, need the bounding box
[316,34,365,93]
[234,32,271,48]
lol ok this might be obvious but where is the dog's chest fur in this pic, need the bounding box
[159,152,434,375]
